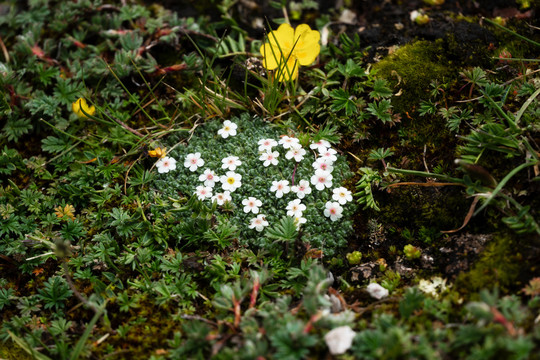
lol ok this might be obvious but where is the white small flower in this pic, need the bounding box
[217,120,237,138]
[286,199,306,217]
[249,214,269,232]
[199,169,217,187]
[324,201,343,221]
[156,156,177,174]
[366,283,389,300]
[312,158,334,173]
[212,191,232,205]
[311,170,333,191]
[318,147,338,163]
[220,171,242,192]
[291,180,312,199]
[309,139,331,152]
[285,147,306,162]
[221,156,242,171]
[332,187,353,205]
[194,185,212,200]
[270,180,290,198]
[279,135,300,149]
[242,197,262,214]
[324,326,356,355]
[184,152,204,172]
[259,150,279,167]
[258,138,278,152]
[293,215,307,229]
[418,277,447,298]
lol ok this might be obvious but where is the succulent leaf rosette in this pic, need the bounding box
[152,114,355,255]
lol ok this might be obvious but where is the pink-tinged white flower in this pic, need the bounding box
[293,215,307,229]
[212,191,232,205]
[324,201,343,221]
[366,283,389,300]
[332,187,353,205]
[242,197,262,214]
[270,180,290,198]
[198,169,217,187]
[285,147,306,162]
[221,156,242,171]
[279,135,300,149]
[194,185,212,200]
[309,139,331,152]
[184,152,204,172]
[156,156,177,174]
[220,171,242,192]
[312,157,334,173]
[318,147,338,163]
[259,150,279,167]
[258,138,278,152]
[249,214,269,232]
[217,120,237,138]
[291,179,312,199]
[311,169,333,191]
[324,326,356,355]
[286,199,306,217]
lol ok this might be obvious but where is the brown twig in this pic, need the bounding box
[62,261,99,314]
[0,35,9,63]
[386,182,466,188]
[441,196,480,234]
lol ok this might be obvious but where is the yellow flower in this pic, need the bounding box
[260,23,320,82]
[72,97,95,118]
[148,147,167,158]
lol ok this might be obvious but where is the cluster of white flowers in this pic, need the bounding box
[154,119,354,235]
[418,277,448,298]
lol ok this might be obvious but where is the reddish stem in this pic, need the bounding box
[249,277,260,309]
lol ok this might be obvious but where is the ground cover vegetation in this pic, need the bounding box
[0,0,539,358]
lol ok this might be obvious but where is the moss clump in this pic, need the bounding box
[455,233,523,293]
[372,39,454,114]
[375,185,470,234]
[0,341,32,360]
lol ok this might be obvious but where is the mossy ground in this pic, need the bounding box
[1,0,539,358]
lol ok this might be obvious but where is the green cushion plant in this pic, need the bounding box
[152,113,355,256]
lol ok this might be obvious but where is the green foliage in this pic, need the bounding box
[355,167,382,211]
[368,147,394,162]
[37,277,73,311]
[266,217,299,244]
[367,99,393,123]
[330,88,360,116]
[0,288,15,310]
[1,118,32,142]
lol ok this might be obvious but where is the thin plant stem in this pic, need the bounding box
[483,17,540,48]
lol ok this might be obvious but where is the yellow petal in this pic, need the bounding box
[270,23,294,50]
[72,98,95,118]
[86,104,96,116]
[276,56,299,82]
[293,25,321,66]
[294,43,320,66]
[294,24,318,42]
[260,43,281,70]
[148,147,167,158]
[72,98,82,115]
